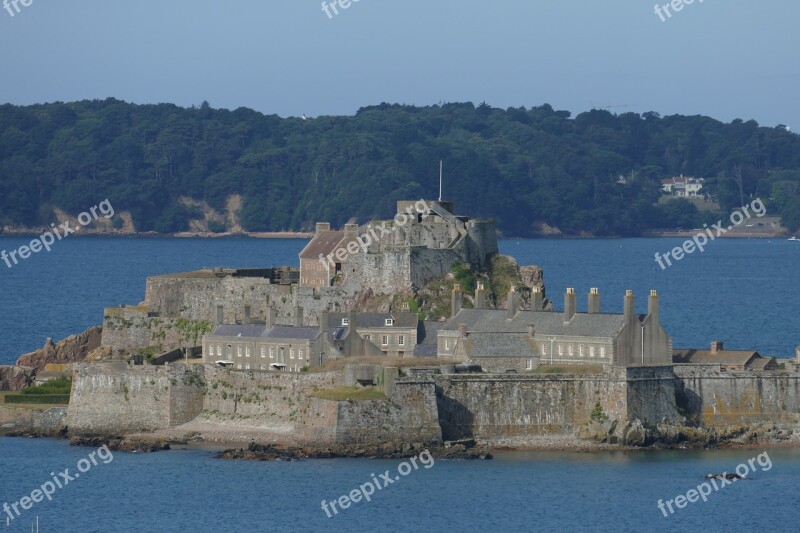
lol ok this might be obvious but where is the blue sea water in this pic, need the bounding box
[1,236,800,532]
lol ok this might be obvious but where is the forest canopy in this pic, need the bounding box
[1,98,799,235]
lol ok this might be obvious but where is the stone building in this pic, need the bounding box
[437,287,673,371]
[673,342,779,371]
[327,312,418,358]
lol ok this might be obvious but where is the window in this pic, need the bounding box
[245,363,250,370]
[237,345,242,357]
[208,345,214,356]
[382,335,389,346]
[385,318,394,326]
[269,347,275,358]
[526,359,533,370]
[445,339,450,350]
[261,346,266,358]
[568,345,574,356]
[590,346,596,358]
[227,345,233,357]
[279,347,285,361]
[558,344,564,356]
[342,318,349,326]
[398,335,405,346]
[541,344,547,356]
[260,365,265,370]
[236,364,242,369]
[246,346,251,357]
[298,349,304,360]
[579,345,584,357]
[290,348,296,359]
[600,347,606,358]
[217,344,222,356]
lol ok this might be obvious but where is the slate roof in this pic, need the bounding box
[264,326,322,341]
[673,349,759,366]
[443,309,627,338]
[210,325,268,338]
[329,312,418,329]
[460,332,539,359]
[414,321,445,357]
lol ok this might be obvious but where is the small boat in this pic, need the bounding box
[789,237,799,241]
[704,473,742,480]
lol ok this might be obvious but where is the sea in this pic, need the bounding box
[0,235,799,532]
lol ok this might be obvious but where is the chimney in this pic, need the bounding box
[348,309,357,331]
[648,290,659,324]
[216,305,224,325]
[244,305,251,325]
[527,324,535,338]
[588,288,600,314]
[507,286,519,319]
[266,308,277,328]
[532,286,543,311]
[711,341,724,354]
[458,323,467,337]
[344,223,358,238]
[624,290,636,325]
[452,283,463,317]
[320,310,329,340]
[474,282,486,309]
[564,288,577,323]
[316,222,331,234]
[294,306,304,327]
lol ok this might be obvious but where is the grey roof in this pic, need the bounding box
[413,344,439,357]
[329,327,350,341]
[210,325,268,338]
[417,321,445,345]
[265,326,321,341]
[328,312,418,329]
[673,349,758,366]
[443,309,627,338]
[460,332,539,359]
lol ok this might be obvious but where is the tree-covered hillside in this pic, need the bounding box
[2,99,799,235]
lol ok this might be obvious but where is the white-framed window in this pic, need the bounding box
[558,344,564,356]
[298,349,304,360]
[600,347,606,358]
[568,345,574,356]
[541,344,547,355]
[246,363,251,370]
[382,335,389,346]
[246,346,251,357]
[237,345,242,357]
[342,318,349,326]
[208,345,214,356]
[290,348,296,359]
[236,364,242,369]
[279,347,285,361]
[261,346,266,358]
[398,335,405,346]
[269,347,275,358]
[445,339,450,350]
[579,345,584,357]
[526,359,533,370]
[260,365,265,370]
[217,344,222,356]
[385,318,394,326]
[590,346,596,358]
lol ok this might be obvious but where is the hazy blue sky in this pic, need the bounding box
[0,1,798,127]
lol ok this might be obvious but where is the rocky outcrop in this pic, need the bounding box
[16,326,102,372]
[216,441,492,461]
[0,365,35,391]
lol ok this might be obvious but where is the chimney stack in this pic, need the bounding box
[316,222,331,234]
[348,309,358,332]
[344,223,358,238]
[458,323,468,337]
[320,310,329,340]
[507,286,519,319]
[648,290,659,324]
[452,283,463,317]
[532,286,544,311]
[588,288,600,314]
[475,282,486,309]
[624,290,636,325]
[711,341,724,354]
[294,306,304,327]
[216,305,224,325]
[527,324,535,338]
[266,308,277,328]
[243,305,251,325]
[564,288,577,323]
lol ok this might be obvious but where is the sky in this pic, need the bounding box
[0,0,798,128]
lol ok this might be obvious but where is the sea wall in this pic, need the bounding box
[67,363,205,435]
[674,364,800,425]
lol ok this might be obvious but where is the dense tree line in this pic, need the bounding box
[1,98,799,235]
